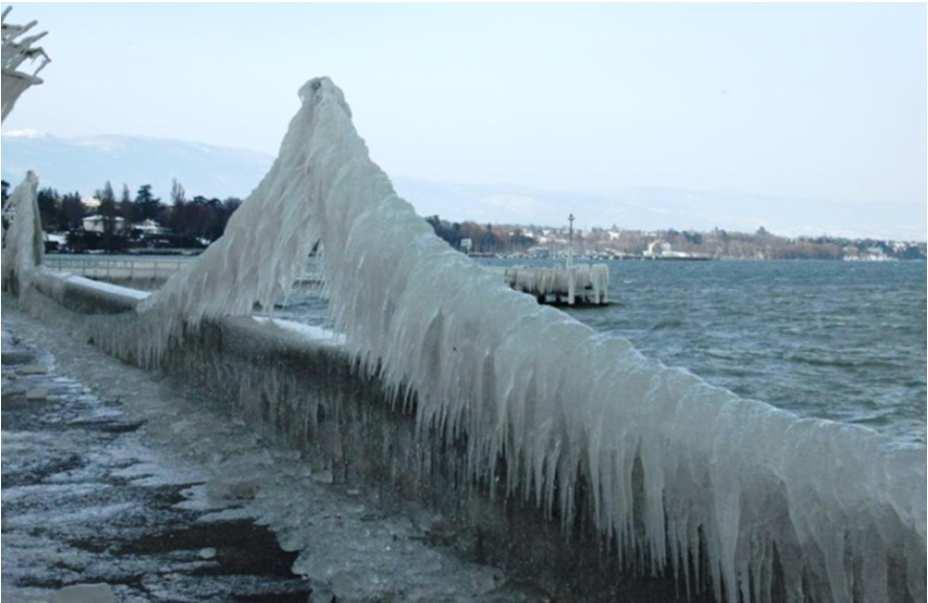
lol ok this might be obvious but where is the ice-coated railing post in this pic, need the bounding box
[1,8,51,120]
[1,171,43,294]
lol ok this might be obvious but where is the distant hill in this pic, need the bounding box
[2,131,923,242]
[1,131,274,200]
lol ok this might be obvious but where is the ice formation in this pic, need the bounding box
[1,171,43,293]
[504,264,608,304]
[128,77,925,602]
[1,7,50,120]
[10,76,924,601]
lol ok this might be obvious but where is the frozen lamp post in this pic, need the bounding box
[1,7,50,121]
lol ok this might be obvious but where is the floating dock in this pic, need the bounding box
[504,264,609,306]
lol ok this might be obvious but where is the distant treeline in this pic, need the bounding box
[4,179,922,260]
[424,213,926,260]
[425,215,536,253]
[2,178,241,251]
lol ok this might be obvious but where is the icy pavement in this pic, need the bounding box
[1,320,310,602]
[1,303,546,602]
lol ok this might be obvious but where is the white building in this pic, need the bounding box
[82,214,126,233]
[132,219,167,236]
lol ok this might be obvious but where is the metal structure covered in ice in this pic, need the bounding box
[7,76,925,602]
[1,7,50,120]
[504,263,609,305]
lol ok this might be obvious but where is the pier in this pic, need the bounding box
[503,264,609,305]
[503,213,609,306]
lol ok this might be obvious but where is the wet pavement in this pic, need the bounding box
[1,302,545,602]
[1,325,312,602]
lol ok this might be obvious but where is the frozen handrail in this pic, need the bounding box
[125,77,924,603]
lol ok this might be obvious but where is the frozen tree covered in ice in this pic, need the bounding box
[1,7,50,120]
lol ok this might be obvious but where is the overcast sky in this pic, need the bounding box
[3,3,926,231]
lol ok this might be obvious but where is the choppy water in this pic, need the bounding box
[279,259,926,448]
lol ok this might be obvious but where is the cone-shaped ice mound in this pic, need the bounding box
[114,77,926,602]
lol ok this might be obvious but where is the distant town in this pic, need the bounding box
[425,216,927,262]
[2,179,924,261]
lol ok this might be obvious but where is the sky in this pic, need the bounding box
[2,3,926,236]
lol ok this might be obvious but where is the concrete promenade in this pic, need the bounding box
[1,301,543,602]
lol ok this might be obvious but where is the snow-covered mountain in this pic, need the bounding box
[1,131,274,200]
[2,131,923,241]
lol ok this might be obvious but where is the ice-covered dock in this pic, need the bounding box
[504,264,609,305]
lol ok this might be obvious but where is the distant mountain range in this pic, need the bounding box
[3,131,924,241]
[1,130,274,200]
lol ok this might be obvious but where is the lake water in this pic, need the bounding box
[279,259,927,448]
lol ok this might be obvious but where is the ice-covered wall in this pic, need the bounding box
[1,7,50,121]
[122,77,924,602]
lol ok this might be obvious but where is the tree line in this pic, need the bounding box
[1,178,242,252]
[425,215,536,253]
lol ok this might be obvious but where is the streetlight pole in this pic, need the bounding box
[567,213,575,270]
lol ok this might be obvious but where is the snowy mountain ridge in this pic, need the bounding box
[1,131,275,200]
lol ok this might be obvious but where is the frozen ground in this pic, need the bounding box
[1,302,544,602]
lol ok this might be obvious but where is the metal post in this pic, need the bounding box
[567,213,575,304]
[567,213,575,270]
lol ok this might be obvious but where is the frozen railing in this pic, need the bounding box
[43,255,192,283]
[42,253,324,288]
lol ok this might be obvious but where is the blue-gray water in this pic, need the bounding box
[281,259,926,448]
